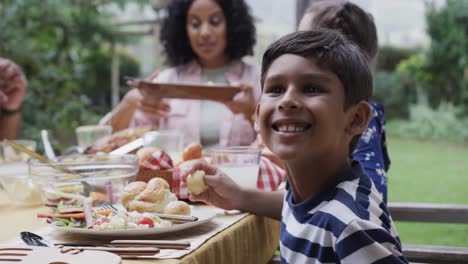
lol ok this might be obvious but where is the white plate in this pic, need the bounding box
[52,206,217,237]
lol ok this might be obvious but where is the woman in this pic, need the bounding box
[101,0,259,147]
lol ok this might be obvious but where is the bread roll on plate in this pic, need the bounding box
[164,201,191,215]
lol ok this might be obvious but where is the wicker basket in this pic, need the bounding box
[136,169,173,188]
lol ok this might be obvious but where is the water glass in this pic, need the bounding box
[210,147,261,189]
[0,140,36,164]
[143,130,184,164]
[75,125,112,150]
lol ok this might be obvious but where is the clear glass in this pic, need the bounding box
[143,130,184,164]
[210,147,261,189]
[75,125,112,150]
[0,140,36,164]
[28,154,138,205]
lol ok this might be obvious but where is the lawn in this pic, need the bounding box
[387,137,468,246]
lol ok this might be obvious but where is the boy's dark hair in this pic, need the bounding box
[304,0,378,60]
[160,0,256,66]
[261,30,372,154]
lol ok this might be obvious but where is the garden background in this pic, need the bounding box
[0,0,467,246]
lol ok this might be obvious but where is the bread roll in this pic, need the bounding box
[128,200,161,213]
[122,178,176,213]
[182,143,203,161]
[164,201,191,215]
[136,147,160,163]
[120,181,147,208]
[186,170,208,195]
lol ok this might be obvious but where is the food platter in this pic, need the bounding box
[130,79,241,101]
[51,206,217,237]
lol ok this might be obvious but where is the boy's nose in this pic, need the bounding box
[278,89,302,112]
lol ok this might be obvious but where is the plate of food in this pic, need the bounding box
[40,204,217,237]
[126,77,241,101]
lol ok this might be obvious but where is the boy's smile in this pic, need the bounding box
[258,54,350,163]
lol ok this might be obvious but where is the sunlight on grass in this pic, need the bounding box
[387,137,468,246]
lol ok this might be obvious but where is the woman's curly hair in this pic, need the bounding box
[160,0,256,67]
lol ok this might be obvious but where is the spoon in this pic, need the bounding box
[41,129,57,162]
[20,231,55,247]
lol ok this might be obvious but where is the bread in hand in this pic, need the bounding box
[186,170,208,195]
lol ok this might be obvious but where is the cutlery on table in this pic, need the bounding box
[110,240,190,250]
[20,231,159,256]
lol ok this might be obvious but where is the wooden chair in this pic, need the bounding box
[388,202,468,264]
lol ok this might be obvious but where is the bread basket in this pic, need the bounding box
[136,168,173,188]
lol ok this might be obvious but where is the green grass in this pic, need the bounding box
[387,137,468,246]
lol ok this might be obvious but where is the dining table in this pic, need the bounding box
[0,192,281,264]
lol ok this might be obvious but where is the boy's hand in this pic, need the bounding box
[180,162,244,210]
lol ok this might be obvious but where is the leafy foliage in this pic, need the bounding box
[388,103,468,143]
[375,46,419,72]
[396,0,468,109]
[0,0,143,150]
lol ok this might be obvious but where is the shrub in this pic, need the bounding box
[388,102,468,143]
[376,46,419,72]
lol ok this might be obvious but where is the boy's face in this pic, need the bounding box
[257,54,354,162]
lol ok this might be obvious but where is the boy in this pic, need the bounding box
[299,0,391,204]
[182,30,407,263]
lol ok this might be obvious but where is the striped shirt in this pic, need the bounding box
[280,161,407,264]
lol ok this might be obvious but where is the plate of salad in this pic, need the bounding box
[37,199,217,237]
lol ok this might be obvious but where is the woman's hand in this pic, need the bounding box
[124,74,171,115]
[180,162,245,210]
[223,84,256,123]
[0,58,27,112]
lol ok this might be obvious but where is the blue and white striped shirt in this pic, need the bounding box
[280,162,407,264]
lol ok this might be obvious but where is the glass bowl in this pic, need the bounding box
[0,162,43,206]
[28,154,139,205]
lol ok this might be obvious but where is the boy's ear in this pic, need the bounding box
[345,101,372,136]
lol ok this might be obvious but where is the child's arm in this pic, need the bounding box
[180,162,284,220]
[335,219,408,263]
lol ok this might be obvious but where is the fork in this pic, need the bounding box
[99,201,119,213]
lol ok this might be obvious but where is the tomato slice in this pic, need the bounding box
[95,216,109,225]
[137,217,154,228]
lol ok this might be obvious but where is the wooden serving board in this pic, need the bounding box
[132,80,242,101]
[0,246,121,264]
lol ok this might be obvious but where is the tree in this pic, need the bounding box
[423,0,468,108]
[0,0,142,150]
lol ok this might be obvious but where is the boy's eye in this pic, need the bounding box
[303,85,322,93]
[266,86,285,94]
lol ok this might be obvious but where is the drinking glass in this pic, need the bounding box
[210,147,261,189]
[75,125,112,150]
[143,130,184,164]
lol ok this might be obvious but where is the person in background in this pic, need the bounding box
[182,31,407,263]
[0,58,27,140]
[101,0,259,147]
[298,0,391,203]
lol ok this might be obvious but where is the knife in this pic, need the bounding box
[109,138,144,155]
[110,240,190,250]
